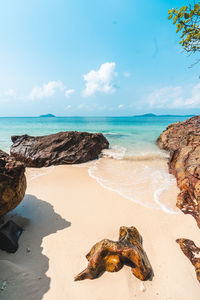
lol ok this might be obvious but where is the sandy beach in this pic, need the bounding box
[0,164,199,300]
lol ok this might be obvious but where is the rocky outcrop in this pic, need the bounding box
[10,131,109,168]
[74,226,152,281]
[176,239,200,282]
[156,116,200,152]
[157,116,200,284]
[157,116,200,227]
[0,150,26,218]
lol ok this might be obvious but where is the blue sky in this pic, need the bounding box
[0,0,200,116]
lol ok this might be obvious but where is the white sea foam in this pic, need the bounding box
[87,152,178,214]
[101,145,169,162]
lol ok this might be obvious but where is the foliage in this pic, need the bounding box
[168,2,200,53]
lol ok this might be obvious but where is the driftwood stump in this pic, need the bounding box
[75,226,152,281]
[176,238,200,283]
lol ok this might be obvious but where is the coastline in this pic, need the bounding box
[1,165,200,299]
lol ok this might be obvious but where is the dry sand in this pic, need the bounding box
[0,165,200,300]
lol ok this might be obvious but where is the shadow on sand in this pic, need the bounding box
[0,194,71,300]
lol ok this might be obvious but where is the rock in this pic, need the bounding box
[0,220,23,253]
[0,150,26,218]
[176,238,200,282]
[156,116,200,227]
[10,131,109,167]
[157,116,200,284]
[0,280,7,291]
[74,226,152,281]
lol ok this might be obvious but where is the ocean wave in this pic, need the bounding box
[104,133,129,138]
[123,153,169,161]
[102,147,169,162]
[87,161,178,214]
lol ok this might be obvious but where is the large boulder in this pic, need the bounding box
[10,131,109,167]
[157,116,200,284]
[0,150,26,218]
[156,115,200,151]
[157,115,200,227]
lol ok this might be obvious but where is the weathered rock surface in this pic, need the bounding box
[157,116,200,284]
[156,115,200,152]
[176,238,200,282]
[0,150,26,218]
[157,116,200,227]
[74,226,152,281]
[10,131,109,167]
[0,220,23,253]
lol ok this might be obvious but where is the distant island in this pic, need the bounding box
[133,113,195,117]
[39,114,56,118]
[134,113,156,117]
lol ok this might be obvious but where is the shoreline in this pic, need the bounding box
[0,165,200,299]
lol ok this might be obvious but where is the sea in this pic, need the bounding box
[0,115,190,214]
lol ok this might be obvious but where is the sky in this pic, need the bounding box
[0,0,200,116]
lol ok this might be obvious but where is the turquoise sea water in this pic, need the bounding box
[0,116,189,153]
[0,115,190,213]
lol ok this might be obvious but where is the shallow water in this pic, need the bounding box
[0,115,188,213]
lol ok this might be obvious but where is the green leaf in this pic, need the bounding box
[194,4,199,12]
[184,12,190,19]
[190,10,194,17]
[173,16,178,24]
[176,24,181,33]
[168,14,173,20]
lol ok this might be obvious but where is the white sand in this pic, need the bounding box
[0,165,200,300]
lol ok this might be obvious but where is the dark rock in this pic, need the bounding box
[0,220,23,253]
[176,238,200,283]
[74,226,152,281]
[0,150,26,218]
[157,116,200,227]
[10,131,109,167]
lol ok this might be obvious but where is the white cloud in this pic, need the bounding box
[77,103,85,109]
[65,104,71,110]
[118,104,124,109]
[184,83,200,106]
[146,86,183,108]
[82,62,117,97]
[4,89,15,97]
[65,89,75,98]
[77,103,98,111]
[145,83,200,109]
[29,80,64,100]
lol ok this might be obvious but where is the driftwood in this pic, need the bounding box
[176,238,200,283]
[75,226,152,281]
